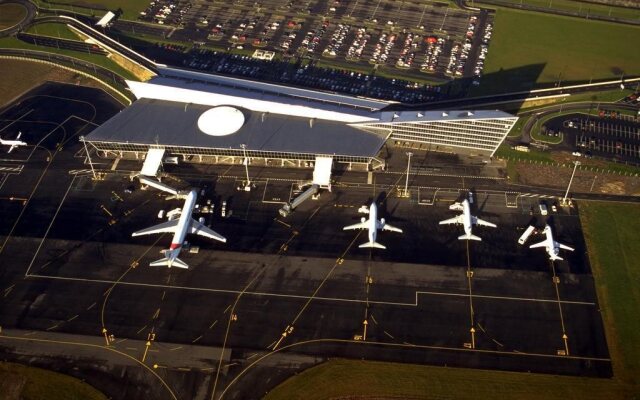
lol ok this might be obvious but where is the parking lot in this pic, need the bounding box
[545,111,640,164]
[113,0,497,100]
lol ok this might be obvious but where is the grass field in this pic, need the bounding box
[265,201,640,399]
[478,0,640,20]
[473,9,640,95]
[0,362,107,400]
[0,36,138,81]
[0,3,27,30]
[26,22,82,41]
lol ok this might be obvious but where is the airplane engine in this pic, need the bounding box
[198,217,206,224]
[380,217,386,225]
[361,217,366,223]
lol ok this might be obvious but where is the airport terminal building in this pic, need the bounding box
[85,67,517,170]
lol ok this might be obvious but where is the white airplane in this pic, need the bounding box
[343,202,402,249]
[132,189,226,268]
[1,132,27,153]
[439,198,496,241]
[529,224,574,261]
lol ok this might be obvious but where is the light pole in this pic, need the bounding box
[562,161,580,206]
[404,152,413,197]
[240,143,251,191]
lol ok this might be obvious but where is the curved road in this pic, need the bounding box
[519,101,640,144]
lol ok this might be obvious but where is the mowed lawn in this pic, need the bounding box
[0,362,107,400]
[475,9,640,94]
[265,201,640,399]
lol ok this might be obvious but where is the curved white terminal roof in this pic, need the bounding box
[127,80,379,123]
[198,106,245,136]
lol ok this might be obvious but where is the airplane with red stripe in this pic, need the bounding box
[132,189,226,268]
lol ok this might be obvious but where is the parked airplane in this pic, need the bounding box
[343,202,402,249]
[1,132,27,153]
[439,198,496,241]
[132,189,226,268]
[529,224,574,261]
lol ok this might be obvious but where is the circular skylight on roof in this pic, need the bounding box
[198,106,245,136]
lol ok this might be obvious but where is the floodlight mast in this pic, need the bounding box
[404,152,413,197]
[562,161,580,206]
[240,143,251,191]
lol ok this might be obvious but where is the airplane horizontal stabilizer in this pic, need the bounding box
[132,219,179,237]
[550,255,564,261]
[150,257,189,269]
[459,234,481,241]
[359,241,386,249]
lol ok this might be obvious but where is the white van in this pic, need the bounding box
[539,203,548,216]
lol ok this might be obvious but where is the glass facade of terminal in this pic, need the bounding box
[85,140,381,168]
[356,116,518,156]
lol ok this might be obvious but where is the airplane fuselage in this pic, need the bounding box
[462,199,473,237]
[367,202,378,245]
[542,226,560,259]
[170,189,198,254]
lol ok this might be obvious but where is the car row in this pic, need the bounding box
[139,0,191,26]
[473,23,493,80]
[420,36,444,73]
[346,27,369,60]
[370,32,396,65]
[395,32,418,69]
[323,23,350,57]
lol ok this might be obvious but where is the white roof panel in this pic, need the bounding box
[127,80,378,123]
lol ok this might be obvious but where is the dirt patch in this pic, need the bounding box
[514,163,640,196]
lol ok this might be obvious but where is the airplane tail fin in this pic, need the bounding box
[459,234,482,241]
[359,241,386,249]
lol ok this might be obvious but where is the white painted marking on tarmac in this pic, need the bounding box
[26,273,597,308]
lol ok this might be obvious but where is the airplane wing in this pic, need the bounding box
[380,222,403,233]
[343,220,368,230]
[132,219,179,237]
[190,219,226,243]
[8,145,16,154]
[473,217,497,228]
[439,215,463,225]
[16,132,22,139]
[529,240,547,249]
[556,242,574,251]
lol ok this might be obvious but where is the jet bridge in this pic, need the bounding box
[279,157,332,217]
